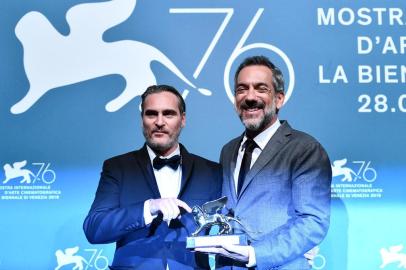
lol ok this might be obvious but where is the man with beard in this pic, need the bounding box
[196,56,331,269]
[84,85,222,270]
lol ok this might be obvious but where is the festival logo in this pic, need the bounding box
[12,0,294,114]
[330,158,383,199]
[380,244,406,269]
[1,160,61,200]
[331,158,379,182]
[3,160,35,184]
[54,246,109,270]
[11,0,208,114]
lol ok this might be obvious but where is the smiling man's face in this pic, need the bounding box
[234,65,284,135]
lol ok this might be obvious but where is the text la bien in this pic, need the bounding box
[319,65,406,84]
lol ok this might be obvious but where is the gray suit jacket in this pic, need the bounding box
[219,121,331,270]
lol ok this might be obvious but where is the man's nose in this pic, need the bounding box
[245,87,257,100]
[155,114,165,127]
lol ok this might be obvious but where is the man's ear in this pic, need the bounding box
[275,92,285,110]
[181,112,186,128]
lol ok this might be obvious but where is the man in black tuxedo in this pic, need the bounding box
[84,85,222,270]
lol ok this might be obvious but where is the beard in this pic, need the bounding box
[143,127,181,154]
[237,98,277,132]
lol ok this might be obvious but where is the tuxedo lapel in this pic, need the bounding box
[227,135,243,204]
[178,144,193,198]
[238,121,292,199]
[135,145,161,198]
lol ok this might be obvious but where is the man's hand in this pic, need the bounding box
[195,244,250,263]
[149,198,192,222]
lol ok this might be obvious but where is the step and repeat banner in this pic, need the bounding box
[1,0,405,269]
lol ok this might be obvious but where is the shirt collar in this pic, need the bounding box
[146,144,181,164]
[241,119,281,150]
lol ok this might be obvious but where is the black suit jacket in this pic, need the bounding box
[83,144,222,270]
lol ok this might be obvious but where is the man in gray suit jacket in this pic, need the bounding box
[196,56,331,269]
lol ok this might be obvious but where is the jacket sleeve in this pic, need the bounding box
[83,159,146,244]
[253,142,332,269]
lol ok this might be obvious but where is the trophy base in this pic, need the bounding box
[186,234,248,249]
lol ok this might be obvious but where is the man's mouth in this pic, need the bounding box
[152,130,168,136]
[245,107,261,112]
[242,105,263,114]
[241,101,264,111]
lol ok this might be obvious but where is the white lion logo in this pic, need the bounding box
[55,246,87,270]
[12,0,209,114]
[331,158,356,182]
[3,160,34,184]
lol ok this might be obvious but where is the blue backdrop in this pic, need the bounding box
[1,1,405,269]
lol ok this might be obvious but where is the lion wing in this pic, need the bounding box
[201,196,228,215]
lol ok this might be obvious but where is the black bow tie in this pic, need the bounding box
[153,155,181,170]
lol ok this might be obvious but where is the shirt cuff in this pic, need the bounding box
[143,199,157,225]
[246,245,257,268]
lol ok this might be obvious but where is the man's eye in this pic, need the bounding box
[145,112,157,117]
[235,88,247,94]
[257,87,269,93]
[163,111,178,117]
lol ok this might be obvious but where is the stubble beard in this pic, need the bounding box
[239,99,277,132]
[143,127,181,154]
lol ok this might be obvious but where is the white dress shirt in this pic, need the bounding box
[143,144,182,225]
[233,119,281,192]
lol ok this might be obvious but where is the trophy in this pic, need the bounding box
[186,196,249,249]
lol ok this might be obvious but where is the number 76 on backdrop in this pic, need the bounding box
[170,8,295,105]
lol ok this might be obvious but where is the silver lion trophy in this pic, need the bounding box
[186,196,249,249]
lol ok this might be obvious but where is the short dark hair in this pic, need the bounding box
[234,55,285,94]
[141,84,186,114]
